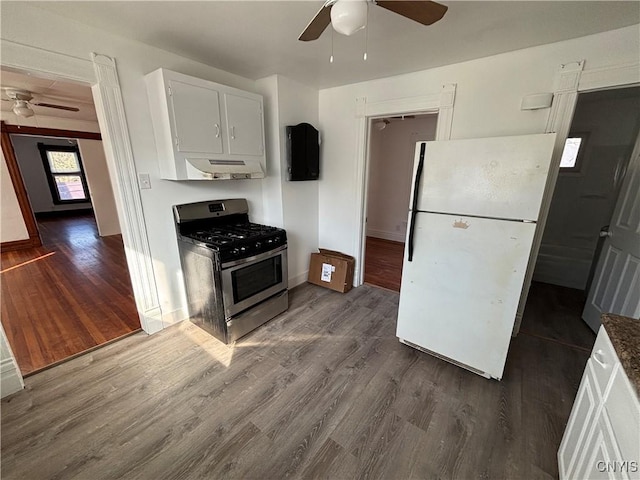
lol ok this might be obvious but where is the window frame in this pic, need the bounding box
[37,143,91,205]
[559,132,589,173]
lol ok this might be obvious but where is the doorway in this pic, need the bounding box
[362,114,437,291]
[529,86,640,335]
[0,69,140,375]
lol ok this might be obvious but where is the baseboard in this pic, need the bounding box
[289,270,309,289]
[34,208,93,219]
[139,306,165,334]
[1,357,24,398]
[1,236,42,252]
[366,228,406,243]
[161,307,189,327]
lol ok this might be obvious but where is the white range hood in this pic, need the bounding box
[185,158,264,180]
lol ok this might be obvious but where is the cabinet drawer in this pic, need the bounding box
[590,327,619,397]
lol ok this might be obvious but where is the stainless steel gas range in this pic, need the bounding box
[173,199,288,343]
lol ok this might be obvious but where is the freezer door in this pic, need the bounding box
[410,134,556,221]
[396,212,537,379]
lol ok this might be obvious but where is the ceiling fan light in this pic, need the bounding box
[13,100,34,118]
[331,0,367,36]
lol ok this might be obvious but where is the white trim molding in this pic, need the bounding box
[1,324,23,398]
[91,53,163,334]
[353,85,457,285]
[514,60,584,336]
[579,61,640,92]
[0,40,163,340]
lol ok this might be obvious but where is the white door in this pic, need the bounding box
[225,93,264,156]
[582,132,640,331]
[169,80,223,155]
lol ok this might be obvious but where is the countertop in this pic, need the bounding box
[601,313,640,396]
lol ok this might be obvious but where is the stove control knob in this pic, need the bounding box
[240,246,247,253]
[232,248,240,256]
[266,238,273,244]
[274,236,281,244]
[255,241,262,249]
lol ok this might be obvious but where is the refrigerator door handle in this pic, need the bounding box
[408,143,426,262]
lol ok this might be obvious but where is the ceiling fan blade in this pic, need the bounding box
[376,1,448,26]
[299,3,333,41]
[32,102,80,112]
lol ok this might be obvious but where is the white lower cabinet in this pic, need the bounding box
[559,327,640,480]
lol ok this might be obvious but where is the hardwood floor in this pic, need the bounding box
[364,236,405,292]
[1,282,594,479]
[1,213,140,375]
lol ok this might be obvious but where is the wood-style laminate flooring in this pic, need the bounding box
[364,236,405,292]
[1,281,595,479]
[1,213,140,375]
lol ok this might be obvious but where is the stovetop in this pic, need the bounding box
[174,199,287,263]
[181,222,287,262]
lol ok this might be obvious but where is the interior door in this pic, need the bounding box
[582,132,640,331]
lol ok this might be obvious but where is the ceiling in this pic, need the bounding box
[0,68,98,122]
[30,1,640,89]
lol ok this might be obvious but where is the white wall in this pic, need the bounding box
[318,25,640,265]
[0,3,319,323]
[366,115,437,242]
[534,87,640,290]
[10,135,93,213]
[78,139,121,236]
[0,148,29,243]
[256,75,320,287]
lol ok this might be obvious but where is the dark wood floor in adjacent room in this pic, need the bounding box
[364,236,405,291]
[1,213,140,375]
[1,280,595,479]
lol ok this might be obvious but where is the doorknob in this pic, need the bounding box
[599,226,612,238]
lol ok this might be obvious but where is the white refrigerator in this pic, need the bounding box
[396,133,556,380]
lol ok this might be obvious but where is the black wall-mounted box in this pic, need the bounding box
[286,123,319,181]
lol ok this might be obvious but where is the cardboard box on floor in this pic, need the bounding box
[308,249,355,293]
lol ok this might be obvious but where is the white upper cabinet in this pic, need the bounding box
[225,93,264,156]
[145,69,265,180]
[170,80,223,155]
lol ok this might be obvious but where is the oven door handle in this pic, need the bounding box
[221,244,287,270]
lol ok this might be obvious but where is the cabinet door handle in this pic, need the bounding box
[592,349,607,368]
[231,126,236,140]
[214,123,220,138]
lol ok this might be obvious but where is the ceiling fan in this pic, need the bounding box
[299,0,448,41]
[2,88,80,118]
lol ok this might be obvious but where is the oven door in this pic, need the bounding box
[220,245,288,319]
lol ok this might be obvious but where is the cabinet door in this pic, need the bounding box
[169,80,223,155]
[559,361,601,479]
[225,93,264,156]
[575,409,629,480]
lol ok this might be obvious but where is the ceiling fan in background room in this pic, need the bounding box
[1,88,80,118]
[299,0,448,41]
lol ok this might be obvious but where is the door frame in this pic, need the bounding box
[513,60,640,335]
[1,40,163,337]
[354,84,457,285]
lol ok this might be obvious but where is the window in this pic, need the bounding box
[560,133,588,172]
[38,143,90,204]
